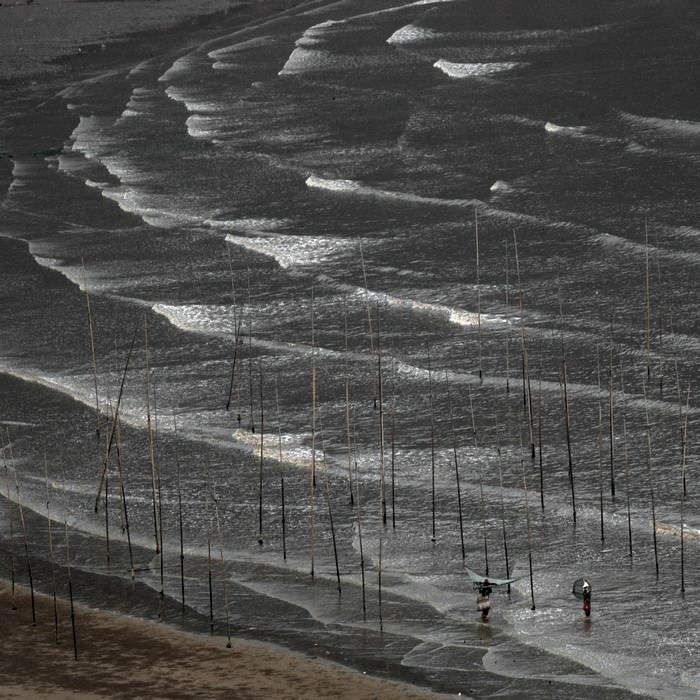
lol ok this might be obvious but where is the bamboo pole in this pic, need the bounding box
[344,307,354,505]
[427,344,436,542]
[493,408,511,593]
[642,377,659,576]
[258,362,264,546]
[557,280,576,524]
[274,379,287,560]
[319,417,341,594]
[352,416,367,619]
[82,257,101,438]
[513,230,535,459]
[204,473,215,635]
[445,372,465,559]
[310,288,317,578]
[468,385,489,575]
[619,356,633,558]
[504,237,511,395]
[94,325,138,512]
[608,310,616,499]
[475,208,483,383]
[114,409,134,578]
[519,429,536,611]
[2,435,17,609]
[376,302,386,525]
[680,384,690,593]
[143,313,160,556]
[44,452,59,643]
[60,466,78,660]
[7,431,36,625]
[224,242,243,412]
[596,346,605,542]
[358,238,377,408]
[172,414,185,609]
[537,333,544,510]
[247,267,255,433]
[645,219,652,380]
[211,487,232,648]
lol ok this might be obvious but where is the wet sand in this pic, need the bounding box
[0,582,442,699]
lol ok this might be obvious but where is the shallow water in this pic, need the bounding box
[1,1,700,697]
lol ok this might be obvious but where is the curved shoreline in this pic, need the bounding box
[0,581,442,699]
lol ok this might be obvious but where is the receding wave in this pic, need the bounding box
[387,24,443,45]
[433,59,524,78]
[544,121,590,136]
[305,175,474,208]
[619,111,700,138]
[224,232,356,269]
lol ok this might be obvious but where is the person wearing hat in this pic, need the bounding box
[477,579,493,621]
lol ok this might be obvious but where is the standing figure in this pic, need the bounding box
[582,580,591,619]
[573,577,592,620]
[477,578,493,621]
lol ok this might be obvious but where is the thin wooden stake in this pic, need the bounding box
[44,452,59,643]
[619,356,633,558]
[468,385,489,575]
[445,373,465,559]
[8,432,36,625]
[642,377,659,576]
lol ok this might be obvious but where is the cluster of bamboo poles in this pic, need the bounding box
[0,218,693,655]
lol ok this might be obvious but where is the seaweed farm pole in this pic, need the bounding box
[274,379,287,559]
[645,219,652,381]
[468,385,489,575]
[344,308,354,505]
[144,313,160,555]
[8,432,36,625]
[82,258,101,438]
[114,413,134,578]
[475,208,483,383]
[204,475,215,635]
[390,350,397,528]
[520,430,536,611]
[655,241,665,394]
[94,325,137,512]
[596,346,605,542]
[310,288,317,578]
[320,418,341,594]
[427,344,436,542]
[680,384,690,593]
[258,362,265,546]
[513,229,535,459]
[557,281,576,525]
[44,453,59,643]
[2,435,17,609]
[61,466,78,660]
[224,242,242,412]
[504,237,511,395]
[377,302,387,525]
[351,416,367,619]
[445,372,465,559]
[211,490,232,648]
[247,267,255,433]
[493,410,511,593]
[537,333,544,510]
[173,415,186,609]
[358,238,377,408]
[642,377,659,576]
[619,356,633,558]
[608,311,616,499]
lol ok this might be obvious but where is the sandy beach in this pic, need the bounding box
[0,582,443,699]
[0,2,448,697]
